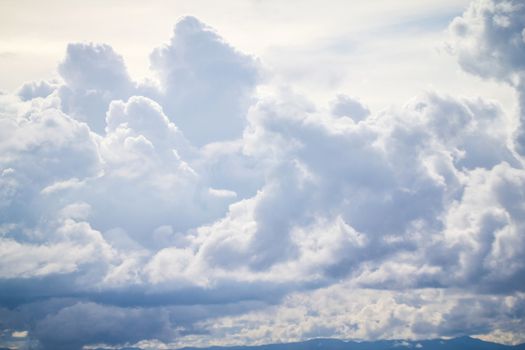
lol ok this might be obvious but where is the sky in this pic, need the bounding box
[0,0,524,349]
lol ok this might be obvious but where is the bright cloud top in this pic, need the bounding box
[1,1,525,349]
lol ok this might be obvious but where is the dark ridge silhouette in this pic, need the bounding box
[176,337,525,350]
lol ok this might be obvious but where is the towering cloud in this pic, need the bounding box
[57,43,136,133]
[150,16,260,146]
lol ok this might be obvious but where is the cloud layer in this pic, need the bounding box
[1,3,525,349]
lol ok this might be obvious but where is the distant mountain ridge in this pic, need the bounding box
[105,336,525,350]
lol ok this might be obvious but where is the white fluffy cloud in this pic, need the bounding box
[1,2,525,349]
[448,0,525,155]
[448,0,525,82]
[150,16,260,146]
[57,43,136,134]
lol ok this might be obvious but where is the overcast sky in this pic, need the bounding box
[1,0,525,349]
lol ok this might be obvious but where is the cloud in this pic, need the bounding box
[0,97,100,227]
[448,0,525,83]
[185,287,525,347]
[57,43,136,134]
[54,16,260,145]
[1,4,525,349]
[17,80,58,101]
[330,94,370,122]
[150,16,260,146]
[448,0,525,155]
[439,163,525,292]
[32,302,176,350]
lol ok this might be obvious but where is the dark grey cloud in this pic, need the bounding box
[32,302,176,350]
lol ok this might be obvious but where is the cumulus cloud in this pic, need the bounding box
[330,94,370,122]
[57,43,136,133]
[0,97,100,227]
[17,80,58,102]
[54,16,259,145]
[448,0,525,155]
[1,5,525,350]
[150,16,260,146]
[448,0,525,83]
